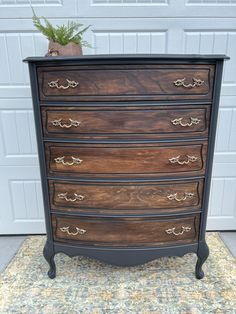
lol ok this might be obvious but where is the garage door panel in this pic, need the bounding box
[78,0,235,17]
[10,180,44,220]
[0,167,45,234]
[0,32,47,86]
[215,108,236,152]
[213,162,236,176]
[93,30,167,54]
[0,107,37,166]
[78,0,173,18]
[207,177,236,230]
[209,178,236,217]
[0,0,78,18]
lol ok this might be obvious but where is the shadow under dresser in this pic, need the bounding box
[24,54,228,279]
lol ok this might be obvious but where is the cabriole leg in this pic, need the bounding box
[43,240,56,279]
[195,240,209,279]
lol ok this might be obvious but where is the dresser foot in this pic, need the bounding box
[43,241,56,279]
[195,241,209,279]
[47,266,56,279]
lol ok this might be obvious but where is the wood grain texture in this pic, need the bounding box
[38,64,215,102]
[41,105,210,140]
[52,214,200,246]
[49,179,204,214]
[45,141,208,179]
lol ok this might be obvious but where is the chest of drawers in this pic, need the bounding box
[24,54,228,279]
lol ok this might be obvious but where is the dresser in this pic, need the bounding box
[24,54,228,279]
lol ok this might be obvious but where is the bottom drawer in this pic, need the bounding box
[52,214,200,247]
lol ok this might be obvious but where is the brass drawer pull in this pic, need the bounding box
[58,192,85,202]
[48,79,79,90]
[169,155,198,165]
[51,118,81,128]
[54,156,83,166]
[171,117,201,127]
[165,226,191,236]
[167,192,194,202]
[60,226,86,236]
[173,78,204,88]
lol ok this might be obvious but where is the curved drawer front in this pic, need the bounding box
[52,214,200,246]
[49,179,203,214]
[46,142,207,178]
[38,64,214,102]
[42,105,210,140]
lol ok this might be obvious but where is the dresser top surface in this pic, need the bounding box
[24,53,229,63]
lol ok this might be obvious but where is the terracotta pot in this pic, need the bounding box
[47,41,83,56]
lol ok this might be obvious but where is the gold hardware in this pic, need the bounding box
[167,192,194,202]
[165,226,191,236]
[51,118,81,128]
[169,155,198,165]
[48,79,79,90]
[173,78,204,88]
[171,117,201,127]
[60,226,86,236]
[58,192,85,202]
[54,156,83,166]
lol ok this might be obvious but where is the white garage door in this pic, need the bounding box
[0,0,235,234]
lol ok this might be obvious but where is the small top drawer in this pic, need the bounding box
[37,64,215,102]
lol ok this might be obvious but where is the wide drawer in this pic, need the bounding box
[45,141,207,179]
[42,105,210,140]
[49,179,204,214]
[38,64,214,102]
[52,214,200,246]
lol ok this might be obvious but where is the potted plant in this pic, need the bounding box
[32,9,91,56]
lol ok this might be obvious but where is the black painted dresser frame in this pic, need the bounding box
[24,54,228,279]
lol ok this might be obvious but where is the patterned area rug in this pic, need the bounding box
[0,233,236,314]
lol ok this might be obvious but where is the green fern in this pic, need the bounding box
[32,9,91,47]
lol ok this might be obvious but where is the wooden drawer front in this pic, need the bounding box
[49,179,203,214]
[52,214,200,246]
[42,106,210,140]
[46,142,207,178]
[38,64,214,102]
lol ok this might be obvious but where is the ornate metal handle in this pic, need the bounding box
[58,192,85,202]
[54,156,83,166]
[165,226,191,236]
[51,118,81,128]
[167,192,194,202]
[169,155,198,165]
[173,78,204,88]
[48,79,79,89]
[60,226,86,236]
[171,117,201,127]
